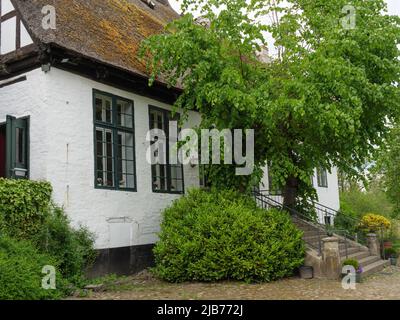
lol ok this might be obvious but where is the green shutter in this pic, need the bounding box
[6,115,29,179]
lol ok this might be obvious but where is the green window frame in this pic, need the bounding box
[149,106,184,194]
[93,89,137,192]
[2,115,30,179]
[317,167,328,188]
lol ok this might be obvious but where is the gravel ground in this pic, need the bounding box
[73,266,400,300]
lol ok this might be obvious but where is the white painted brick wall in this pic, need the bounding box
[0,67,341,250]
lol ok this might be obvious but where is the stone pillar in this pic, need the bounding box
[366,233,380,256]
[322,237,341,280]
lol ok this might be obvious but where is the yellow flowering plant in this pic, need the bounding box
[359,214,391,233]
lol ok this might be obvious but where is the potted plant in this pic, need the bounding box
[342,259,362,283]
[384,247,398,265]
[383,239,393,249]
[359,213,391,234]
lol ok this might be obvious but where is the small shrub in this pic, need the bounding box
[32,205,97,284]
[342,259,359,269]
[342,259,362,273]
[359,213,391,233]
[334,205,359,235]
[0,235,67,300]
[0,178,97,288]
[153,189,305,283]
[0,179,52,239]
[384,247,398,258]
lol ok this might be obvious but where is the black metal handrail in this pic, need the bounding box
[254,190,389,260]
[253,190,354,257]
[258,189,359,223]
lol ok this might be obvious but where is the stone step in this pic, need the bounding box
[361,260,390,278]
[358,255,381,268]
[294,216,389,279]
[302,230,326,237]
[304,237,355,247]
[303,235,328,242]
[301,228,324,234]
[340,247,361,257]
[341,250,370,261]
[339,242,357,250]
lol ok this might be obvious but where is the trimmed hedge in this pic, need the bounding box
[153,189,305,283]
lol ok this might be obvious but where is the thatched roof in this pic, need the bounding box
[13,0,180,77]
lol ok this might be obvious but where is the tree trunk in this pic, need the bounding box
[283,175,299,214]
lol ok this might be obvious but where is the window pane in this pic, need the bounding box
[95,127,114,187]
[95,94,113,124]
[170,165,183,192]
[1,0,14,16]
[117,131,135,189]
[117,100,133,128]
[152,164,167,191]
[170,179,183,192]
[1,16,16,54]
[20,21,33,47]
[150,109,165,130]
[149,107,184,193]
[15,127,24,165]
[317,168,328,188]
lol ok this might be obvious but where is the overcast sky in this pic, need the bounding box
[170,0,400,17]
[168,0,400,56]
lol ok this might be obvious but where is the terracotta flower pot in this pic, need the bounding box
[384,241,393,249]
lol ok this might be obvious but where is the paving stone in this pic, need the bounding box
[69,267,400,300]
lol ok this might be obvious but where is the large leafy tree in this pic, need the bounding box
[140,0,400,207]
[373,124,400,218]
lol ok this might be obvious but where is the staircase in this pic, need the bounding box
[293,216,389,279]
[253,190,390,279]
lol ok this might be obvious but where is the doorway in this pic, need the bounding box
[0,124,5,178]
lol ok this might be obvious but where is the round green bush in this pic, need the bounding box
[153,189,305,283]
[0,235,67,300]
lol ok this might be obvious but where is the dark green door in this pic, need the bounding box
[6,115,29,179]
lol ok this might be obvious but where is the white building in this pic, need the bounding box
[0,0,340,275]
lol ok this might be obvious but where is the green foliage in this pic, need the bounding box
[373,124,400,218]
[342,258,359,270]
[153,189,305,283]
[32,205,97,284]
[384,247,398,258]
[339,184,393,219]
[0,178,52,239]
[0,178,97,291]
[334,205,359,235]
[140,0,400,205]
[0,235,67,300]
